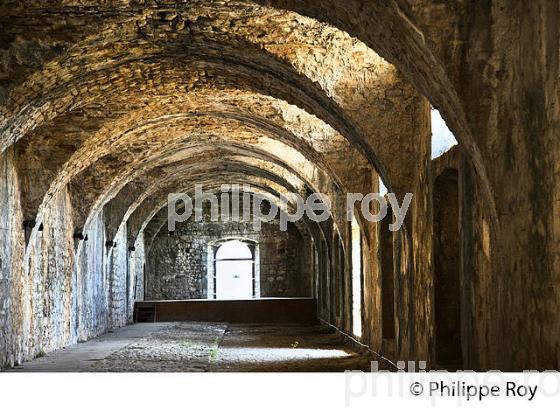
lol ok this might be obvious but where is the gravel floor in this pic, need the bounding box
[11,322,373,372]
[212,324,372,372]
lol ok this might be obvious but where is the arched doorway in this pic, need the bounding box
[433,168,462,368]
[215,240,255,300]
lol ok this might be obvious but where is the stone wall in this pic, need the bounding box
[76,211,108,341]
[0,148,25,367]
[415,0,560,371]
[0,149,134,367]
[130,232,145,303]
[145,217,312,300]
[0,0,557,372]
[107,226,130,329]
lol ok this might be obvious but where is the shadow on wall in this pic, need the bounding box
[433,168,462,369]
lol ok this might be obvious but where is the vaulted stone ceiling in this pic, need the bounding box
[1,0,557,373]
[0,0,444,257]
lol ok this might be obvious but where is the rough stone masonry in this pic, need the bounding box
[0,0,558,372]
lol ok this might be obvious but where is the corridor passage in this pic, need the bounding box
[10,323,371,372]
[1,0,557,376]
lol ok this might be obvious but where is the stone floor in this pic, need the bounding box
[9,322,373,372]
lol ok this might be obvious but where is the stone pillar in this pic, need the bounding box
[453,0,559,370]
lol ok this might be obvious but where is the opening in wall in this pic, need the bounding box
[214,240,255,300]
[318,238,329,318]
[380,206,395,339]
[351,216,363,338]
[331,233,345,324]
[431,108,458,159]
[337,237,345,325]
[433,168,462,368]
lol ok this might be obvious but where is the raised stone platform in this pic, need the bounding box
[134,298,318,324]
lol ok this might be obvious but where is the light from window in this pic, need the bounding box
[216,240,253,260]
[215,240,254,300]
[351,216,362,338]
[431,108,458,159]
[379,177,388,196]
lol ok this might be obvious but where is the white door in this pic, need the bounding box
[216,260,253,299]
